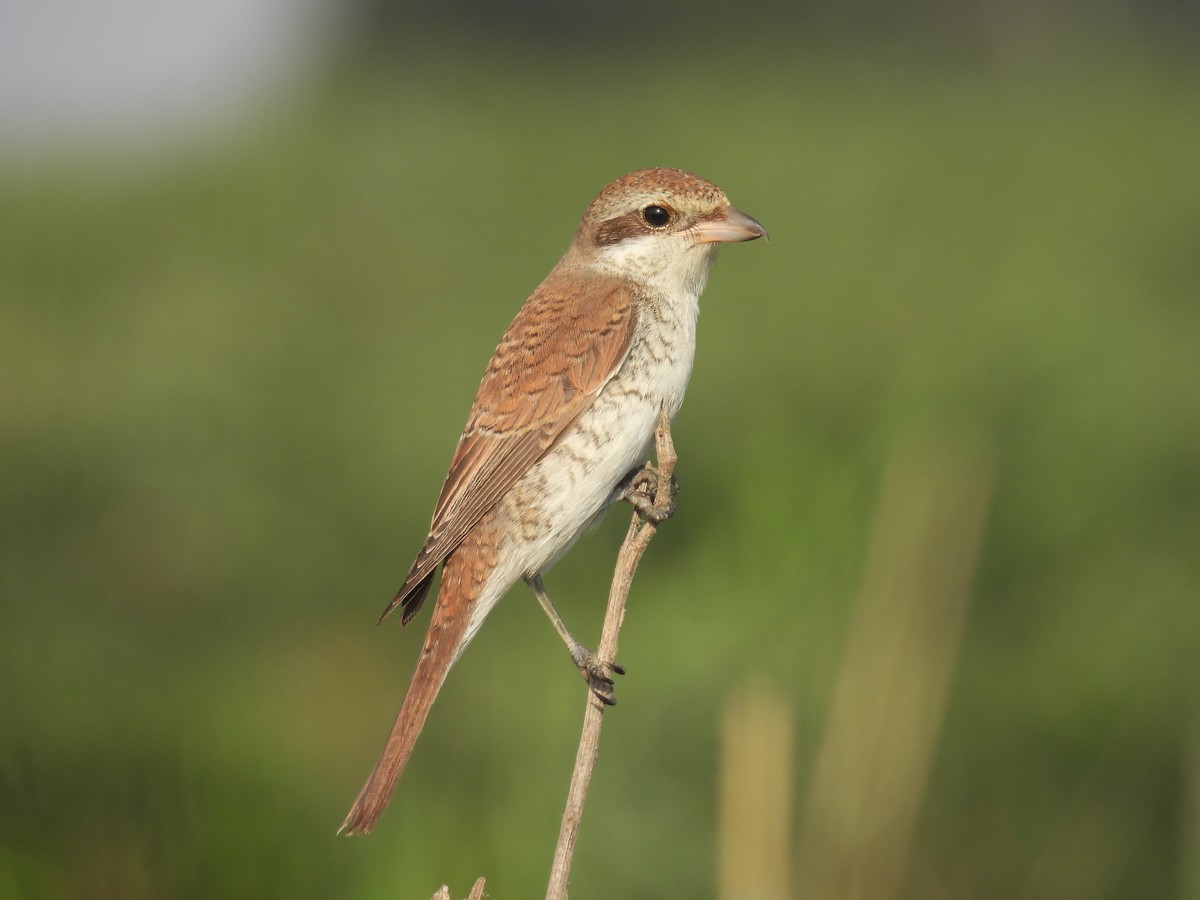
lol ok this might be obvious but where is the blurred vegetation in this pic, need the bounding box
[2,35,1199,899]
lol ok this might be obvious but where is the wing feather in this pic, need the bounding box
[380,273,638,623]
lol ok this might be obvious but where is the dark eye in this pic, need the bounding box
[641,205,672,228]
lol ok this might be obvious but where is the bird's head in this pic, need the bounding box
[569,168,767,295]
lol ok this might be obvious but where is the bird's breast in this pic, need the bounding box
[501,287,700,576]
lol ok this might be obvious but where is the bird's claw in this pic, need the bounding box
[620,464,679,524]
[570,645,625,706]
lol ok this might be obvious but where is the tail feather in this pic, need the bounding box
[340,552,480,835]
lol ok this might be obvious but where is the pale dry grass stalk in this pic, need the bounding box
[544,410,678,900]
[717,681,795,900]
[796,437,992,900]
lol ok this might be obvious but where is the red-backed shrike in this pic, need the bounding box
[341,168,766,834]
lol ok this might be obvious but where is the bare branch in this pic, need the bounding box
[545,409,678,900]
[430,877,486,900]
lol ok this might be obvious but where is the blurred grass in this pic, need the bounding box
[2,39,1199,898]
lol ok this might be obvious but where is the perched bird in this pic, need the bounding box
[341,168,766,835]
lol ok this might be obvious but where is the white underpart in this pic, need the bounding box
[591,230,717,300]
[455,235,720,654]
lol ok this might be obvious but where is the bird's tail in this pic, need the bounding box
[339,527,496,835]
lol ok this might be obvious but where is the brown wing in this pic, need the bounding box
[380,272,638,624]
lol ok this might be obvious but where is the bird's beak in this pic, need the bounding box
[693,206,769,244]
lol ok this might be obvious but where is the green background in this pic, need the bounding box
[3,35,1199,899]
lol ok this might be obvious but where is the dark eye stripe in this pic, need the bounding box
[594,212,640,245]
[594,205,676,246]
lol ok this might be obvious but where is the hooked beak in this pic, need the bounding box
[693,206,769,244]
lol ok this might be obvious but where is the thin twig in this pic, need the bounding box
[430,877,486,900]
[545,409,678,900]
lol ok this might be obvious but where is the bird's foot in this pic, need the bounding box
[619,463,679,524]
[569,644,626,706]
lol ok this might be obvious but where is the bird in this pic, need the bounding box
[340,167,766,835]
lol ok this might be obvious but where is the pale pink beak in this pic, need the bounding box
[693,206,769,244]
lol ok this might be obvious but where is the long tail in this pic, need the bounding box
[339,526,497,835]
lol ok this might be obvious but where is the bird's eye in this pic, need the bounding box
[641,205,672,228]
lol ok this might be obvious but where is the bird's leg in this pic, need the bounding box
[618,462,680,524]
[526,574,624,705]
